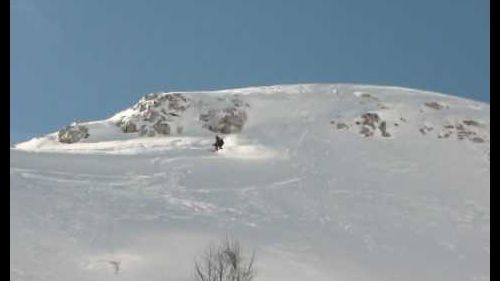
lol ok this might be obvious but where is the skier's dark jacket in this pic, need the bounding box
[214,136,224,149]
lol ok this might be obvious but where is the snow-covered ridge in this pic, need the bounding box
[14,84,489,156]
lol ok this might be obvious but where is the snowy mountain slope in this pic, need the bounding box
[11,84,490,281]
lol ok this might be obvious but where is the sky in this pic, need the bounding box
[10,0,490,143]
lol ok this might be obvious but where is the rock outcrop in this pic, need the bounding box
[357,112,391,138]
[424,101,448,110]
[332,112,392,138]
[58,122,90,143]
[436,119,488,143]
[115,93,190,137]
[199,97,249,134]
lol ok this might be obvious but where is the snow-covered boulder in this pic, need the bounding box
[121,119,138,133]
[436,119,489,143]
[356,112,391,137]
[199,97,249,134]
[424,101,447,110]
[115,93,190,136]
[57,122,90,143]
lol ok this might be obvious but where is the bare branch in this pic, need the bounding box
[193,237,256,281]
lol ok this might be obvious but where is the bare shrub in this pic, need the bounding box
[194,238,256,281]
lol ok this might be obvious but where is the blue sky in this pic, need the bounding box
[10,0,489,143]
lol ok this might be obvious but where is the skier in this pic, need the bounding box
[213,135,224,151]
